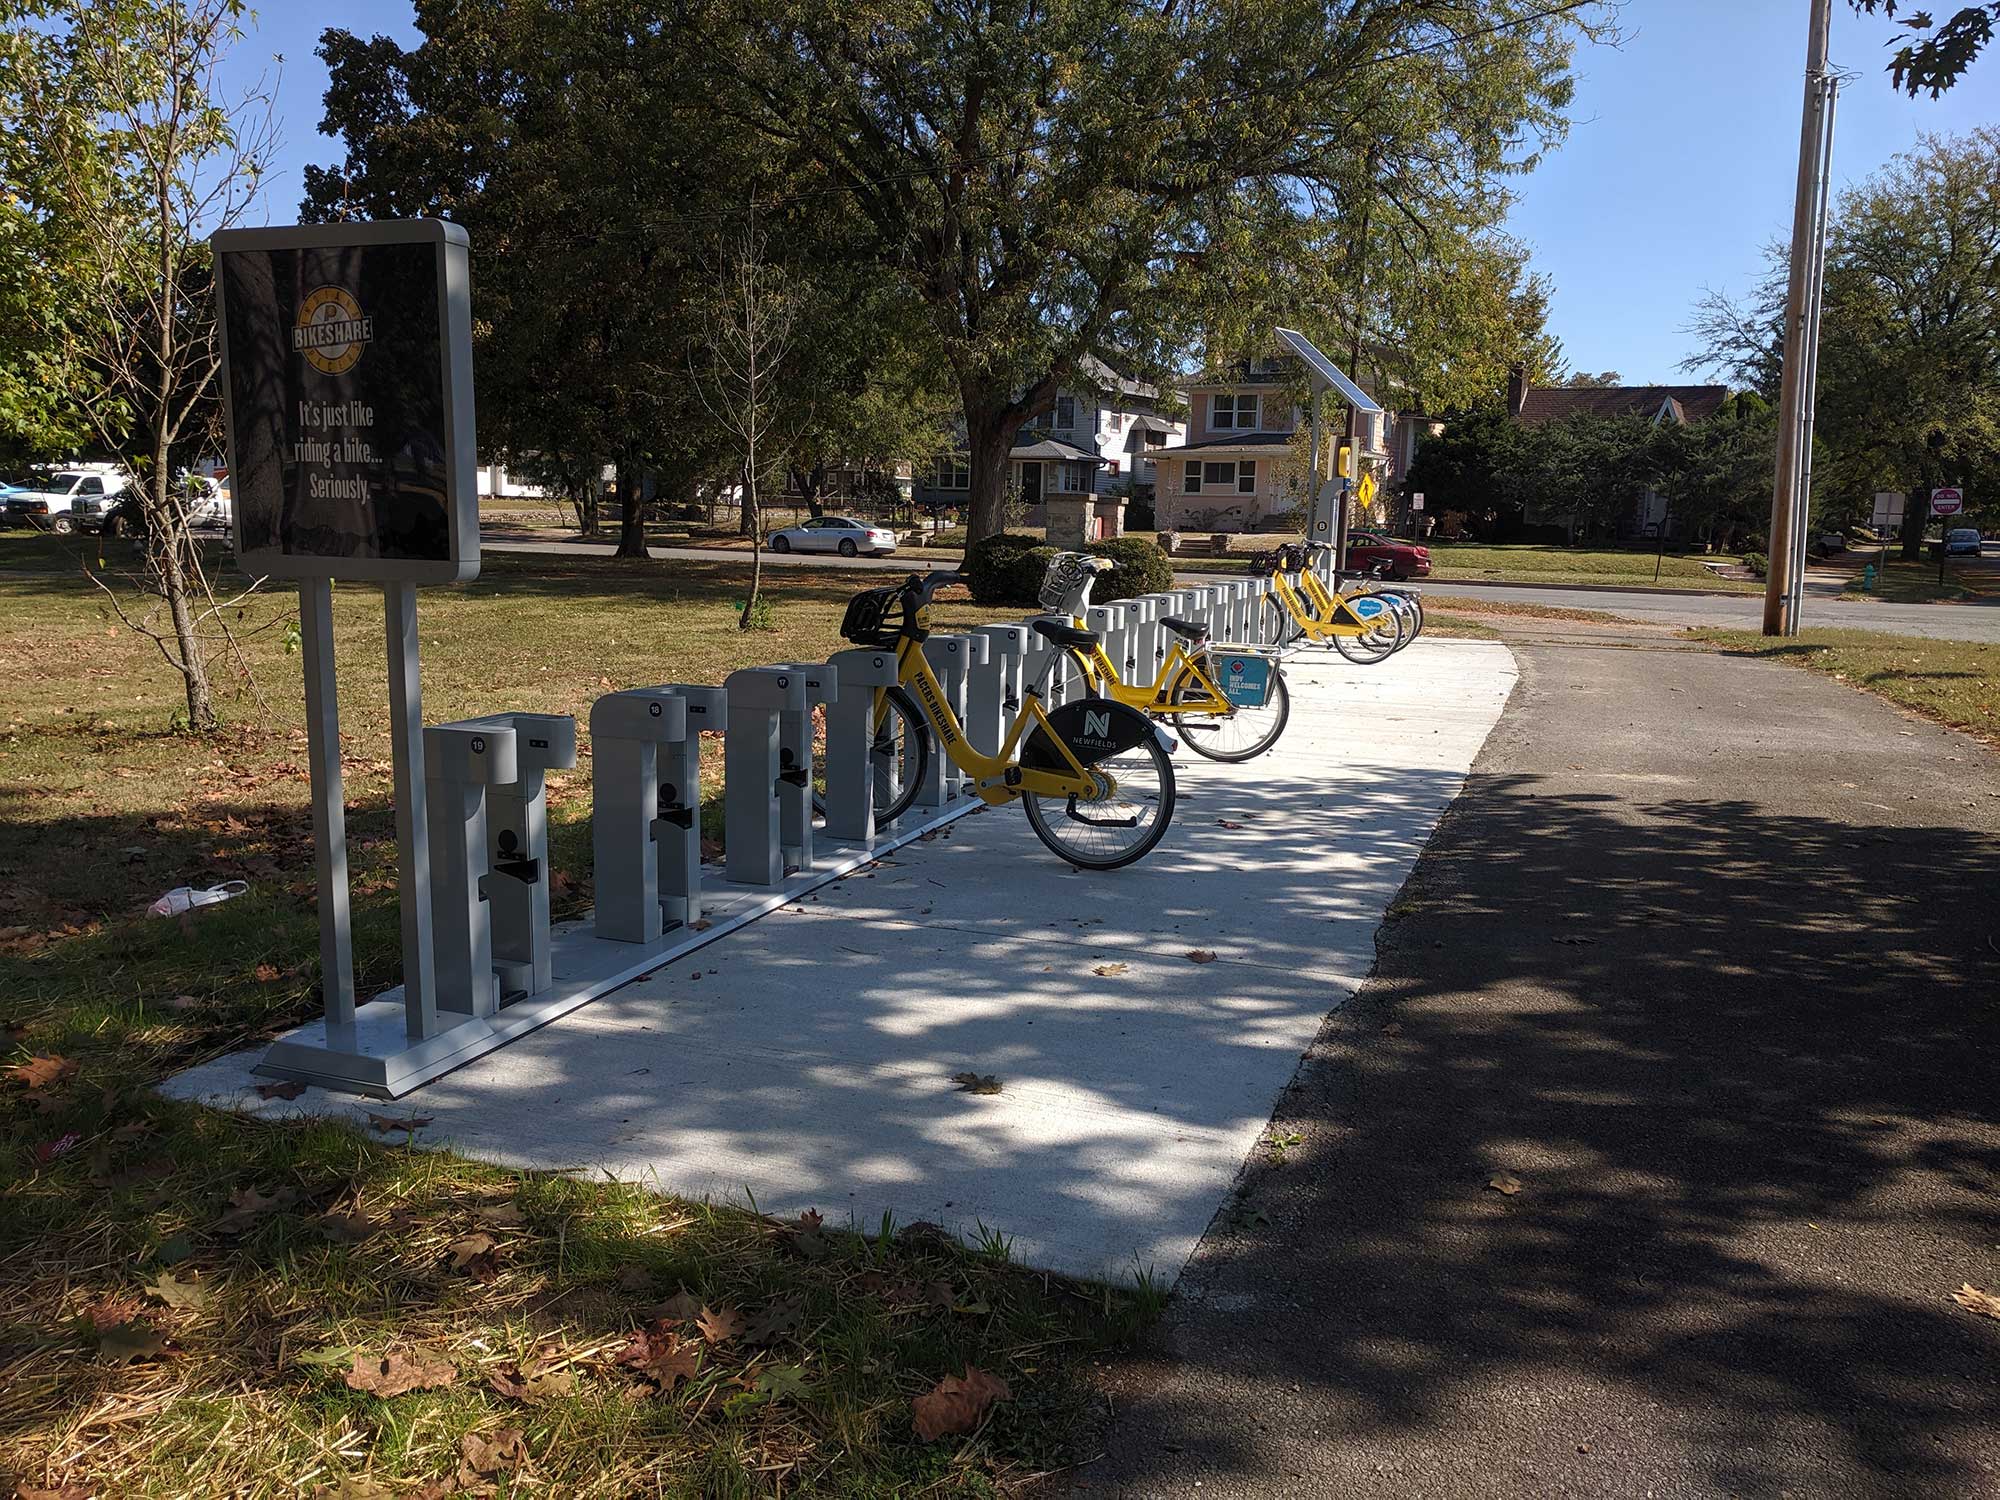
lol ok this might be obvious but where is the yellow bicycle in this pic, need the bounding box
[1038,553,1291,761]
[837,571,1177,869]
[1261,543,1405,663]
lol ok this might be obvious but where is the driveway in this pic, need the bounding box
[1059,622,2000,1499]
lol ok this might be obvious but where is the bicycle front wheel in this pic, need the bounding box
[811,684,929,829]
[1375,588,1424,642]
[1170,666,1291,762]
[1021,699,1176,870]
[1331,597,1403,664]
[1263,594,1306,649]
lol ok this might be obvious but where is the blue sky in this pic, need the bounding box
[226,1,1996,386]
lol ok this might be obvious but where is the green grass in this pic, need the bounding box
[1425,543,1759,592]
[1839,556,1999,604]
[1691,626,2000,746]
[0,531,1148,1496]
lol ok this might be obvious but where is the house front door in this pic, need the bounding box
[1019,462,1042,505]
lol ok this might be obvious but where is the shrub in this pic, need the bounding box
[1743,552,1768,578]
[961,530,1173,607]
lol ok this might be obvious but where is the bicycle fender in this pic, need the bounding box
[1021,697,1154,770]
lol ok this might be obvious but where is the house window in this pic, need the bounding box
[1053,395,1076,430]
[1187,460,1256,495]
[1109,413,1124,432]
[1062,460,1092,491]
[933,459,970,490]
[1211,393,1259,431]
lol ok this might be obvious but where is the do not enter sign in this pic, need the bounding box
[1931,486,1964,516]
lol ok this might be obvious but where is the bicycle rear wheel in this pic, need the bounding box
[811,685,929,830]
[1021,699,1176,870]
[1170,665,1290,762]
[1263,594,1305,649]
[1330,597,1402,663]
[1374,588,1424,641]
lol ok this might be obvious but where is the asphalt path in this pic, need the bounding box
[1057,624,2000,1499]
[483,531,2000,644]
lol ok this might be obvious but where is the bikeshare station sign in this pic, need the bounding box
[213,219,478,1092]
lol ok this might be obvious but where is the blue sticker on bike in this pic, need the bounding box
[1217,654,1273,708]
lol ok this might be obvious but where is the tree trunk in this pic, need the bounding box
[740,459,763,630]
[794,463,829,518]
[964,412,1021,544]
[615,455,649,558]
[1899,489,1926,561]
[147,438,217,731]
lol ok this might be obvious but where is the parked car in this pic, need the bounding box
[767,515,897,557]
[92,475,231,541]
[1945,527,1984,557]
[3,465,131,535]
[1344,529,1431,580]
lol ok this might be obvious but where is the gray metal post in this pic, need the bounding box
[724,667,806,886]
[383,583,437,1042]
[970,625,1028,755]
[822,648,902,845]
[477,712,576,999]
[1115,596,1153,681]
[1021,619,1060,702]
[424,721,518,1020]
[590,688,688,944]
[1139,593,1178,674]
[658,685,725,926]
[298,579,355,1039]
[918,635,978,805]
[773,663,838,873]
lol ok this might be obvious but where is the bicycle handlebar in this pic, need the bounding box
[907,570,963,601]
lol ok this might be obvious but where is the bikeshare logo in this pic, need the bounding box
[293,286,374,375]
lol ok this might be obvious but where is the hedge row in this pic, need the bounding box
[961,533,1174,608]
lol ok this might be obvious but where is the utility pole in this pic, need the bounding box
[1763,0,1836,636]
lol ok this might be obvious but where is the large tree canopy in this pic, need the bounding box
[1851,1,1997,95]
[710,0,1601,539]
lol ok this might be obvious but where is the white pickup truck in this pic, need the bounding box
[3,465,133,535]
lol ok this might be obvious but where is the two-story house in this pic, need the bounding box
[1161,352,1411,534]
[911,355,1186,523]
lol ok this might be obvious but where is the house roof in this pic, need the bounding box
[1516,385,1728,427]
[1174,433,1298,457]
[1127,413,1176,434]
[1011,437,1105,464]
[1077,353,1159,401]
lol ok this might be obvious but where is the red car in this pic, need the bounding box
[1345,530,1431,580]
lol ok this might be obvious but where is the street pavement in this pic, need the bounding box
[1058,621,2000,1499]
[482,530,2000,644]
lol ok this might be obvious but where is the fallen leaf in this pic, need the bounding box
[744,1296,804,1346]
[473,1200,525,1228]
[343,1349,458,1396]
[212,1184,298,1235]
[9,1054,77,1089]
[253,963,280,982]
[1952,1283,2000,1320]
[81,1294,145,1330]
[689,918,713,931]
[255,1080,307,1100]
[1381,1021,1404,1036]
[1216,818,1246,829]
[792,1209,831,1261]
[311,1477,399,1500]
[145,1270,211,1311]
[455,1427,528,1487]
[366,1112,432,1133]
[316,1211,378,1245]
[696,1304,746,1344]
[151,1232,193,1265]
[911,1365,1012,1440]
[751,1362,810,1400]
[951,1072,1002,1095]
[616,1325,701,1392]
[1185,949,1217,964]
[444,1232,503,1281]
[167,994,201,1012]
[97,1318,173,1364]
[488,1362,575,1404]
[16,1484,95,1500]
[1092,962,1129,977]
[33,1131,82,1164]
[1487,1172,1523,1196]
[641,1290,704,1324]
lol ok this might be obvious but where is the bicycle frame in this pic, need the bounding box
[891,624,1098,805]
[1268,567,1381,640]
[1060,636,1235,716]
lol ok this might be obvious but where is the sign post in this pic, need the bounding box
[1931,486,1964,586]
[213,219,478,1092]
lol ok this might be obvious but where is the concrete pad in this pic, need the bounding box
[168,639,1517,1283]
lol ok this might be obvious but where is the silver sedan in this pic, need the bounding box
[766,516,898,557]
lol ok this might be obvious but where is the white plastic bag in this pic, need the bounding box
[147,880,248,918]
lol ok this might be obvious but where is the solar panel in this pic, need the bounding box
[1275,327,1383,415]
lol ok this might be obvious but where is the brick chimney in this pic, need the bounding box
[1506,363,1529,418]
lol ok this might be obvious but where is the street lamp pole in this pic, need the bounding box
[1763,0,1835,637]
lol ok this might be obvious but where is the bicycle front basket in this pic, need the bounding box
[839,583,904,648]
[1038,551,1096,613]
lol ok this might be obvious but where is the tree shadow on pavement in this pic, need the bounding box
[1074,774,2000,1498]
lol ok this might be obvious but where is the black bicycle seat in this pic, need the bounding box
[1033,618,1100,649]
[1159,615,1210,642]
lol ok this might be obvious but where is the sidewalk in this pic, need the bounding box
[167,640,1516,1281]
[1061,626,2000,1499]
